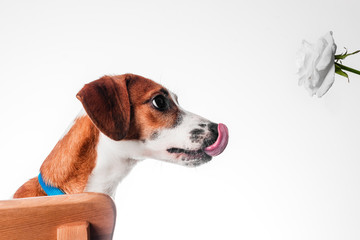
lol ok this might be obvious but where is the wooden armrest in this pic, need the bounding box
[0,193,116,240]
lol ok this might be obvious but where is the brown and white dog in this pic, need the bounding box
[14,74,229,198]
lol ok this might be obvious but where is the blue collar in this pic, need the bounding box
[38,173,65,196]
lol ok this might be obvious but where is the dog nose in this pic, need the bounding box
[208,123,218,135]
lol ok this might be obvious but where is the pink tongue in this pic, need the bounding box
[204,123,229,157]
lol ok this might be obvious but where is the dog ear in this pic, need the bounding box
[76,75,130,141]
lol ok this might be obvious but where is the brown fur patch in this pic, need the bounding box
[14,115,99,198]
[77,75,130,141]
[13,177,46,198]
[79,74,180,141]
[123,74,180,140]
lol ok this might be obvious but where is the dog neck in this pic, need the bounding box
[84,132,141,197]
[40,111,140,197]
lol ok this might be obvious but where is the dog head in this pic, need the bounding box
[77,74,228,167]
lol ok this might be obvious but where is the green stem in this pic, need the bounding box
[335,62,360,75]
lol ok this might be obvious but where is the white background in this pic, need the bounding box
[1,0,360,239]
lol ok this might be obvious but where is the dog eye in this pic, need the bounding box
[152,95,169,111]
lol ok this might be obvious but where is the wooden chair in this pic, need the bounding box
[0,193,116,240]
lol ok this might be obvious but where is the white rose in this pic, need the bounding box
[297,31,337,97]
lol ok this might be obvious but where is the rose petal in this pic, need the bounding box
[316,64,335,97]
[316,33,336,71]
[316,43,334,71]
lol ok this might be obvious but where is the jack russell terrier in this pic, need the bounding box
[14,74,229,198]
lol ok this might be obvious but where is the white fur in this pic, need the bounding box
[85,133,143,197]
[143,110,211,161]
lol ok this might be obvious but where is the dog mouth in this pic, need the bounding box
[167,148,210,158]
[166,147,212,166]
[166,123,229,166]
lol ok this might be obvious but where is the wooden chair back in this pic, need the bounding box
[0,193,116,240]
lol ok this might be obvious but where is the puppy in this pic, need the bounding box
[14,74,229,198]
